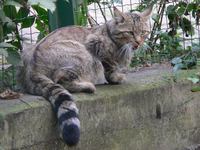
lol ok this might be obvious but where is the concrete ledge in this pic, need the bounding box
[0,65,200,150]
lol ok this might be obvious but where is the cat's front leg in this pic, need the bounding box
[105,71,126,84]
[102,61,127,84]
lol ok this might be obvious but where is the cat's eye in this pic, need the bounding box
[127,31,134,36]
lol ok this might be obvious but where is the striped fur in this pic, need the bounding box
[19,7,152,146]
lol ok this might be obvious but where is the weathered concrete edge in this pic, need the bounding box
[0,67,199,150]
[0,67,198,117]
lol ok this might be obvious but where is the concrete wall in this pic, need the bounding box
[0,65,200,150]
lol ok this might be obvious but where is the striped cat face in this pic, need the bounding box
[107,6,152,50]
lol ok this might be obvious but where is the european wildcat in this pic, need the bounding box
[19,6,152,146]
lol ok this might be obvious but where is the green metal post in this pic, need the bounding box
[48,0,77,32]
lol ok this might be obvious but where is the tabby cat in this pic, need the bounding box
[19,6,152,146]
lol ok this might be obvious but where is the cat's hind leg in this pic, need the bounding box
[53,67,96,93]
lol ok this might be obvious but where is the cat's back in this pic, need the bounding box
[36,26,92,50]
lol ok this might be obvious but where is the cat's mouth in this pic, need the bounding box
[132,41,140,50]
[132,41,143,50]
[133,44,139,49]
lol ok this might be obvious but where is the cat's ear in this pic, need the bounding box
[113,6,128,20]
[140,5,153,20]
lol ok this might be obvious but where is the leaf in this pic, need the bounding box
[187,77,200,84]
[6,48,21,65]
[185,57,197,68]
[3,5,17,20]
[179,17,194,35]
[21,16,35,28]
[0,9,6,23]
[0,48,8,57]
[37,32,45,42]
[191,86,200,92]
[16,7,30,21]
[177,6,186,16]
[152,13,159,23]
[0,42,16,48]
[31,5,47,17]
[172,63,184,72]
[166,5,176,15]
[6,21,16,30]
[31,5,48,23]
[28,0,57,12]
[4,0,23,7]
[171,57,182,66]
[182,52,197,68]
[187,3,197,12]
[178,1,187,8]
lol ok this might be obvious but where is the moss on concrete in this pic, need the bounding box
[0,98,48,117]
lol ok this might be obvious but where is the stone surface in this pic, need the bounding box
[0,65,200,150]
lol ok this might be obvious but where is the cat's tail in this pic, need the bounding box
[29,74,80,146]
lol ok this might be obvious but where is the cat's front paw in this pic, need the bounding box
[107,73,126,84]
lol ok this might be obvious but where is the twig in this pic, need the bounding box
[96,1,107,22]
[149,0,167,52]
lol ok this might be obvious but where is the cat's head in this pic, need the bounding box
[107,6,152,50]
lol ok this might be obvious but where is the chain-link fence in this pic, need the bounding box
[1,0,200,91]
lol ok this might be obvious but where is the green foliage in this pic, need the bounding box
[75,0,88,26]
[187,71,200,92]
[131,0,200,72]
[166,2,195,37]
[171,52,197,72]
[0,66,16,92]
[0,0,59,90]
